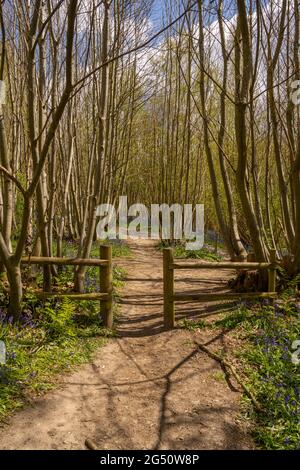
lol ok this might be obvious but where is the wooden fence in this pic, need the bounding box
[163,248,277,329]
[21,245,113,328]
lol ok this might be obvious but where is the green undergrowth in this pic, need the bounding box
[31,252,126,301]
[0,306,110,420]
[11,238,133,260]
[0,256,126,422]
[62,239,132,259]
[179,294,300,449]
[157,241,223,261]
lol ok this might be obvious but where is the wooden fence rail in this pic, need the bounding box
[163,248,278,329]
[21,257,109,267]
[21,245,113,328]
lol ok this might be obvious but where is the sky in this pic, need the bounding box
[150,0,164,27]
[149,0,238,32]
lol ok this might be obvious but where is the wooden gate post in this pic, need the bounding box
[100,245,113,328]
[163,248,175,329]
[268,248,277,304]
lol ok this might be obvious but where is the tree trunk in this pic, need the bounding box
[7,262,22,319]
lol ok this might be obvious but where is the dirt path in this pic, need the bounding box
[0,239,254,450]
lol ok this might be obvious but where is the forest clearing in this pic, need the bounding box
[0,0,300,457]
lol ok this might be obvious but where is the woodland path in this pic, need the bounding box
[1,239,254,450]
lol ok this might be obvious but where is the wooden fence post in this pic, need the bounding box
[247,251,255,262]
[268,248,277,304]
[163,248,175,329]
[100,245,113,328]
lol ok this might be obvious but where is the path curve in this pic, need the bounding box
[0,239,254,450]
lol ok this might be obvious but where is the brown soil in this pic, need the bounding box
[0,239,254,450]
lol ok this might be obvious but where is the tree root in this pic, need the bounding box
[194,341,264,414]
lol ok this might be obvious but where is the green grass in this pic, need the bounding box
[0,297,115,421]
[178,297,300,449]
[62,239,132,259]
[178,318,209,330]
[111,241,132,258]
[234,302,300,449]
[213,371,227,382]
[157,241,223,261]
[213,307,250,330]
